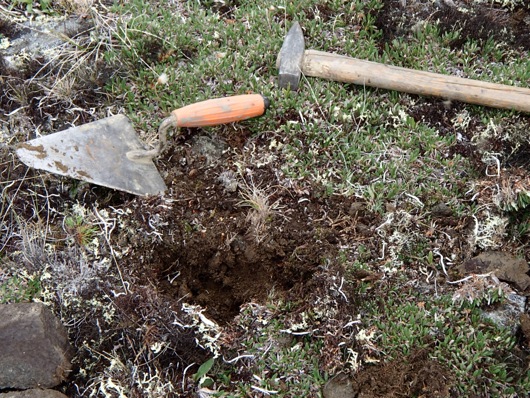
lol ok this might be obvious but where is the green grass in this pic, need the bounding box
[8,0,53,14]
[101,0,530,214]
[3,0,527,395]
[64,214,98,247]
[0,273,41,304]
[365,289,530,396]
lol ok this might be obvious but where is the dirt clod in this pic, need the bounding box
[459,251,530,292]
[351,349,454,398]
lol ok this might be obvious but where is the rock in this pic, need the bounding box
[191,135,227,165]
[0,389,68,398]
[217,170,238,192]
[431,203,453,217]
[482,293,527,332]
[323,373,356,398]
[458,251,530,291]
[458,252,529,333]
[0,303,73,389]
[2,16,94,70]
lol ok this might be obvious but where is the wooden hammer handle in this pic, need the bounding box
[303,50,530,113]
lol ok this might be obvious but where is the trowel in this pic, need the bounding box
[16,94,269,196]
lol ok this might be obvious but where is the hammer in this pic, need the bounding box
[277,22,530,113]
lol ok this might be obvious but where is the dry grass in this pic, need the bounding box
[237,178,284,243]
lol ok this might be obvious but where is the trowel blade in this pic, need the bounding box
[16,114,167,196]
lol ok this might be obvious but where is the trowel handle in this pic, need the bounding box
[171,94,269,127]
[127,94,269,163]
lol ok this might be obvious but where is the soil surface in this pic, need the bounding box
[1,0,530,397]
[125,136,352,324]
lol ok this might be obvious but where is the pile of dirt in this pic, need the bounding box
[352,348,454,398]
[323,348,454,398]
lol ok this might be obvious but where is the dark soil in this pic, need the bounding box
[350,348,454,398]
[376,0,530,51]
[120,135,368,324]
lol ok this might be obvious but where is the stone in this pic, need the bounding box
[482,293,527,332]
[0,389,68,398]
[458,251,530,291]
[431,203,453,217]
[2,16,94,70]
[323,373,356,398]
[458,252,529,332]
[191,135,227,165]
[0,303,73,389]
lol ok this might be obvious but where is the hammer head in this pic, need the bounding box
[277,21,305,90]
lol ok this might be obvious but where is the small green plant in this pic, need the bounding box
[0,274,41,304]
[64,215,98,247]
[193,357,215,388]
[8,0,53,14]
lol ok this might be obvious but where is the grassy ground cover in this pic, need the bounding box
[1,0,530,396]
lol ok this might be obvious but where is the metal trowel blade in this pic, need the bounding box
[16,114,167,196]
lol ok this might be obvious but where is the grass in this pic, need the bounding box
[237,179,283,243]
[0,272,41,304]
[368,289,530,396]
[103,0,528,213]
[2,0,530,396]
[8,0,52,14]
[63,213,98,247]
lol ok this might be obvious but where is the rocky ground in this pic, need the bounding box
[1,0,530,397]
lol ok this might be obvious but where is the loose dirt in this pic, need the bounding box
[125,136,343,324]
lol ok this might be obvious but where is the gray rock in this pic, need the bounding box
[217,170,238,192]
[2,16,94,69]
[482,293,527,332]
[0,303,73,389]
[191,135,228,165]
[323,373,355,398]
[0,389,68,398]
[431,202,453,217]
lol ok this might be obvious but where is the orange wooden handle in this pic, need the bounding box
[171,94,269,127]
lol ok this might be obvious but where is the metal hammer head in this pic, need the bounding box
[277,21,305,90]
